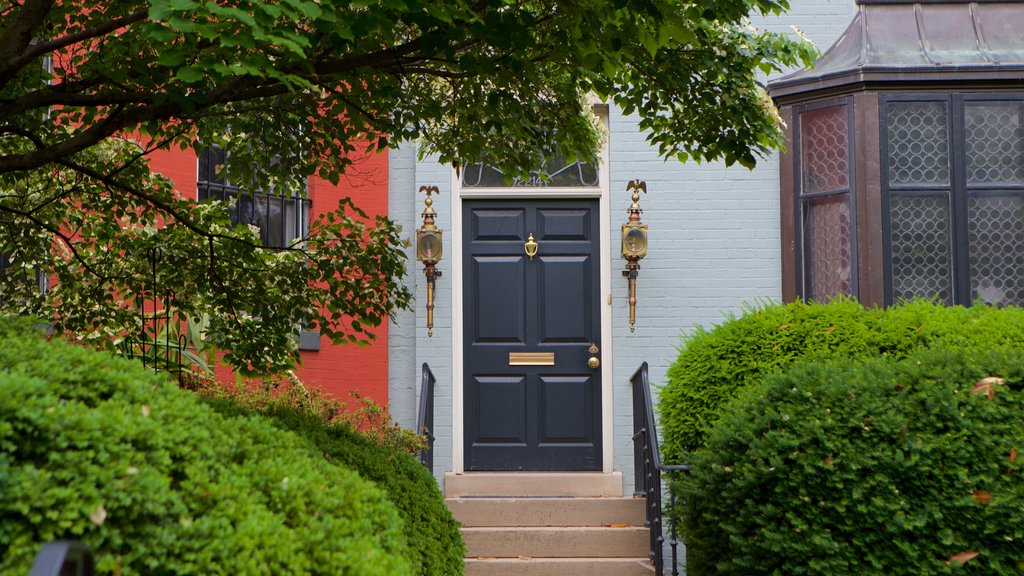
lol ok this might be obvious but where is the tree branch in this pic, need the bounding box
[0,8,148,87]
[0,201,113,282]
[0,0,54,80]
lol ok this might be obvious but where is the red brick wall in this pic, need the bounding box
[147,146,390,406]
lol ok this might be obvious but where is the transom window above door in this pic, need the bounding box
[461,154,599,188]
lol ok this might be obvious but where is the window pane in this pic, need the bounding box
[804,193,852,301]
[800,106,849,195]
[198,147,227,186]
[282,199,309,246]
[266,195,283,248]
[968,195,1024,306]
[196,145,309,250]
[887,102,949,186]
[236,193,253,229]
[889,194,953,304]
[965,101,1024,185]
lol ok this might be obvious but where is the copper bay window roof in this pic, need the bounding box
[770,0,1024,101]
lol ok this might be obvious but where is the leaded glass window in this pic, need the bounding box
[885,100,954,304]
[197,146,309,249]
[883,95,1024,307]
[965,100,1024,306]
[797,101,855,301]
[461,154,599,188]
[965,101,1024,185]
[889,194,953,304]
[967,195,1024,305]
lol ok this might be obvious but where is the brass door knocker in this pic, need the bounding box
[524,233,539,260]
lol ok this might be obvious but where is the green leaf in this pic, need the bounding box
[174,66,204,83]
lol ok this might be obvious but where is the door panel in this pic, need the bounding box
[538,256,592,343]
[464,199,602,471]
[539,375,594,443]
[472,256,526,343]
[475,376,527,443]
[538,208,591,240]
[471,208,525,241]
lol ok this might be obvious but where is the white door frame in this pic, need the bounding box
[450,110,614,473]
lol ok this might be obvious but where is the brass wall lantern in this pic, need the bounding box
[621,180,648,332]
[416,185,442,337]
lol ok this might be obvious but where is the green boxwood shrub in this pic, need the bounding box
[205,400,465,576]
[0,319,412,575]
[680,348,1024,576]
[660,299,1024,460]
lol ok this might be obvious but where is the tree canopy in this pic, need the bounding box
[0,0,815,373]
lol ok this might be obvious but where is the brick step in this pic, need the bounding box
[465,557,655,576]
[463,526,650,558]
[448,496,646,527]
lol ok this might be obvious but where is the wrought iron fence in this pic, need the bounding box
[417,362,436,470]
[632,362,690,576]
[115,247,187,383]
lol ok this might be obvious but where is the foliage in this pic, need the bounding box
[0,0,815,371]
[186,371,426,454]
[206,399,465,576]
[0,137,410,374]
[0,317,412,576]
[679,348,1024,576]
[660,298,1024,461]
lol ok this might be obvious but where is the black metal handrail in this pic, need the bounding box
[632,362,690,576]
[417,362,436,470]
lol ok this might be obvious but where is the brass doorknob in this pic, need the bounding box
[588,356,601,369]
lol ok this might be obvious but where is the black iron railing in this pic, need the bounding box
[632,362,690,576]
[417,362,436,470]
[115,247,187,383]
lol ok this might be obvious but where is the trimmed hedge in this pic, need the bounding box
[205,401,466,576]
[660,299,1024,460]
[0,319,412,575]
[680,348,1024,576]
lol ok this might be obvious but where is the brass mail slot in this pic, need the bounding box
[508,352,555,366]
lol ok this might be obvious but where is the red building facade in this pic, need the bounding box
[147,147,392,406]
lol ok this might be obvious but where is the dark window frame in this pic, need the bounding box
[196,145,320,350]
[880,92,1024,306]
[196,146,311,250]
[792,96,859,302]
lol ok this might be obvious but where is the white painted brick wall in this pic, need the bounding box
[387,145,418,430]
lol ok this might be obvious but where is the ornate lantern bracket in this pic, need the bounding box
[416,185,443,337]
[621,180,648,333]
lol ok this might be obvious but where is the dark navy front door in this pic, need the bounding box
[463,199,602,471]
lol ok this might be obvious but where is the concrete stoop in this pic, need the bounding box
[463,557,655,576]
[446,474,653,576]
